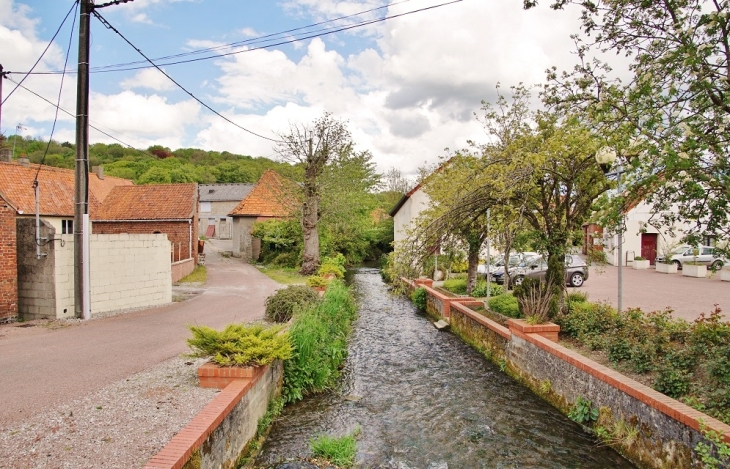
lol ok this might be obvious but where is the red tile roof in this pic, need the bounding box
[0,161,132,216]
[229,170,299,217]
[94,183,198,220]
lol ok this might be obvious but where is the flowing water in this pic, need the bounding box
[254,268,634,468]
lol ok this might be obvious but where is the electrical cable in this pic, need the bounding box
[92,9,284,143]
[35,0,79,183]
[5,77,162,160]
[13,0,462,76]
[85,0,415,72]
[1,1,79,104]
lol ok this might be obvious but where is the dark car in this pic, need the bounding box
[491,255,588,288]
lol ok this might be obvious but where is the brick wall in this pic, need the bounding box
[0,202,18,322]
[93,220,197,263]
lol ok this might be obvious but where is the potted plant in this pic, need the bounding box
[307,275,328,292]
[656,239,680,273]
[632,256,650,270]
[721,267,730,282]
[682,248,707,278]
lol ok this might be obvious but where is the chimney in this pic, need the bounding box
[18,157,30,167]
[92,166,104,179]
[0,148,11,163]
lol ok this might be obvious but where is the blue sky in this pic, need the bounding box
[1,0,586,174]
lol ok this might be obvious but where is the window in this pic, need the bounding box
[200,201,211,213]
[62,219,73,234]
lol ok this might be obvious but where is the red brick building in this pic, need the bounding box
[0,192,18,322]
[93,184,199,263]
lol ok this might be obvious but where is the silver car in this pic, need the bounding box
[655,245,725,270]
[509,255,589,288]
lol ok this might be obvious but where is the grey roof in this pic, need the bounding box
[199,183,254,202]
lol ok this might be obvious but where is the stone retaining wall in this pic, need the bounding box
[403,277,730,468]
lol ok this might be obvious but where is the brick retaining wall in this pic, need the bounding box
[404,278,730,468]
[0,201,17,322]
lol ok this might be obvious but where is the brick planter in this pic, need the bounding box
[197,362,267,389]
[507,318,560,342]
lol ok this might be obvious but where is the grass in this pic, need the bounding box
[310,426,360,468]
[178,265,207,283]
[257,265,307,285]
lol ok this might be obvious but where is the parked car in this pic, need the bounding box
[487,253,541,285]
[479,252,538,277]
[655,245,726,269]
[490,255,588,288]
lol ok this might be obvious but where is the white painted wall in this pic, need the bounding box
[602,201,686,266]
[393,188,431,243]
[54,233,172,318]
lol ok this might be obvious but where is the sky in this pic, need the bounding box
[0,0,587,176]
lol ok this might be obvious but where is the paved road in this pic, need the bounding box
[0,239,280,427]
[578,264,730,322]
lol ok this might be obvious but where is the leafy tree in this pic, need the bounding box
[524,0,730,251]
[276,113,354,275]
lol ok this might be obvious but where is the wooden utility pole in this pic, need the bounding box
[0,64,6,136]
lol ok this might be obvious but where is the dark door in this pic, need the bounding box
[641,233,658,265]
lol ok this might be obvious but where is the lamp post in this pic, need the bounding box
[596,147,624,312]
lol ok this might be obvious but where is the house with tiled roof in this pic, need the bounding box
[198,183,254,240]
[0,160,132,234]
[228,170,299,260]
[93,183,199,265]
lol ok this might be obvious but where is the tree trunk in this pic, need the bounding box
[466,248,480,295]
[300,195,319,275]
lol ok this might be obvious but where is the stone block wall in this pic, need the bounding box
[0,202,18,322]
[16,219,57,320]
[93,220,197,263]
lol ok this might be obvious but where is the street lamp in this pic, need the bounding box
[596,147,624,312]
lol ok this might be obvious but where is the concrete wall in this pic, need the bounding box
[93,220,197,264]
[16,219,57,320]
[393,187,430,243]
[17,223,172,319]
[405,279,730,469]
[144,361,284,469]
[0,202,17,322]
[231,216,257,260]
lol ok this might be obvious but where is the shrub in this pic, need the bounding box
[318,262,345,279]
[187,323,292,367]
[513,278,554,324]
[471,280,503,298]
[566,291,589,304]
[283,280,357,403]
[411,287,427,311]
[265,285,320,323]
[321,253,347,270]
[306,276,328,288]
[487,294,521,318]
[568,396,599,425]
[442,278,467,295]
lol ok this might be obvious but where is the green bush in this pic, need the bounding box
[487,294,521,318]
[321,253,347,270]
[411,287,427,311]
[442,278,467,295]
[566,291,589,304]
[187,323,292,366]
[471,280,503,298]
[265,285,320,323]
[283,280,357,403]
[318,263,345,278]
[306,276,327,288]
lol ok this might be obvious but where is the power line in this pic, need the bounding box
[35,1,79,182]
[13,0,463,76]
[92,9,284,143]
[5,76,159,160]
[1,1,78,104]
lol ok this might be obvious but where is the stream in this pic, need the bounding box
[254,268,634,468]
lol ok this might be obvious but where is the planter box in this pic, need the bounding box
[507,318,560,342]
[682,264,707,278]
[656,262,678,274]
[721,269,730,282]
[197,362,267,389]
[632,259,650,270]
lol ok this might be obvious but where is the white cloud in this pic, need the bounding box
[240,27,260,38]
[120,68,176,91]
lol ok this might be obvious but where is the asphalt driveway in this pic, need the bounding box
[0,239,281,427]
[577,264,730,322]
